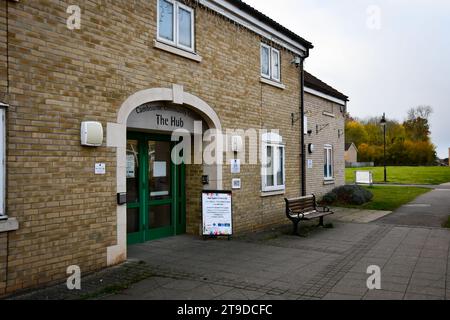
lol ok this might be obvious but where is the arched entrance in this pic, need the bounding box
[106,85,223,266]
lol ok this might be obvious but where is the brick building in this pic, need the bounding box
[303,72,348,197]
[344,143,358,164]
[0,0,348,295]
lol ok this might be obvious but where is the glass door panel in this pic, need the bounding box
[149,204,172,229]
[126,140,140,203]
[126,139,143,244]
[127,207,140,234]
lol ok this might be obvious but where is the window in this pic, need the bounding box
[262,133,285,192]
[157,0,194,52]
[0,106,5,218]
[261,44,281,82]
[324,145,334,180]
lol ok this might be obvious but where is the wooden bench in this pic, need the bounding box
[284,195,334,236]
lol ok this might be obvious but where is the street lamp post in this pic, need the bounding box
[380,113,387,183]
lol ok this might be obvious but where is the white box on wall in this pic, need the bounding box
[81,121,103,147]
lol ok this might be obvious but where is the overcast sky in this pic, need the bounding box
[245,0,450,158]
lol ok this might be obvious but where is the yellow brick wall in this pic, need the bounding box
[0,233,6,295]
[2,0,304,294]
[304,92,346,198]
[0,0,7,101]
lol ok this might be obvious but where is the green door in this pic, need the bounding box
[126,132,186,245]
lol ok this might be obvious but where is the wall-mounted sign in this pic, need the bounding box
[202,191,233,237]
[307,159,313,169]
[232,178,241,190]
[95,163,106,175]
[230,159,241,174]
[127,103,203,133]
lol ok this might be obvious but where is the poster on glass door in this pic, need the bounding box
[202,191,233,237]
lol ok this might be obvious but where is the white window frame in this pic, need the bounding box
[260,44,281,82]
[0,106,6,218]
[261,133,286,192]
[260,43,271,79]
[271,48,281,82]
[324,144,334,180]
[157,0,195,52]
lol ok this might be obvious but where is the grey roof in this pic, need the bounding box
[227,0,313,49]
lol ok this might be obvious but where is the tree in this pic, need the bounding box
[404,106,433,142]
[346,107,436,166]
[345,120,368,147]
[407,105,433,121]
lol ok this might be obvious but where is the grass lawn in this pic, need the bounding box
[345,166,450,185]
[443,216,450,229]
[335,186,431,211]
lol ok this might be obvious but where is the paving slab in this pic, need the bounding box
[329,207,392,224]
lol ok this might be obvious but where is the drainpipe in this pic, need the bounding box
[300,51,309,196]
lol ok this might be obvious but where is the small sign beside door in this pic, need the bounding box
[232,178,241,190]
[95,163,106,175]
[231,159,241,174]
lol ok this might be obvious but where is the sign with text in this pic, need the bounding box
[127,103,203,133]
[95,163,106,175]
[202,191,233,237]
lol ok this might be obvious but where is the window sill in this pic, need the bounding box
[323,179,335,185]
[153,40,202,63]
[260,77,286,90]
[0,217,19,233]
[261,190,285,197]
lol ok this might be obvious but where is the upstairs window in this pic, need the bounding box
[261,44,281,82]
[324,145,334,180]
[157,0,195,52]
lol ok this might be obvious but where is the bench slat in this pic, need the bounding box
[288,210,316,218]
[302,211,332,220]
[288,202,315,209]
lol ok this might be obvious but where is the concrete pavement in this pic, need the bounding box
[8,183,450,300]
[103,221,450,300]
[9,219,450,300]
[329,207,392,224]
[377,186,450,227]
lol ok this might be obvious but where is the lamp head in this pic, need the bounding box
[380,113,387,126]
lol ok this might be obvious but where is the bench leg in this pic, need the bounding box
[318,217,324,227]
[292,220,300,236]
